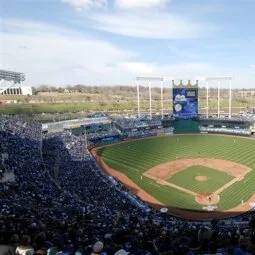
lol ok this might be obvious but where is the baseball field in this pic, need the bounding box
[93,134,255,219]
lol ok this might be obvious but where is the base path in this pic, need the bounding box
[143,173,197,196]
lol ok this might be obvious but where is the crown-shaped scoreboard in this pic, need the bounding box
[172,79,199,119]
[172,80,199,88]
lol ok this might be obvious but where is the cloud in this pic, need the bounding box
[62,0,108,10]
[1,16,254,87]
[0,19,137,85]
[0,19,218,87]
[2,19,82,37]
[88,12,218,39]
[168,45,199,59]
[117,62,255,88]
[119,62,158,75]
[115,0,169,9]
[118,61,214,78]
[195,76,206,82]
[62,0,218,40]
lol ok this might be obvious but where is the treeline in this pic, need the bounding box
[35,85,253,101]
[36,85,170,94]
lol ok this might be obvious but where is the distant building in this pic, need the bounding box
[0,100,16,105]
[1,86,33,95]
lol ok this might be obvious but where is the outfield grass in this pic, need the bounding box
[98,135,255,211]
[167,165,233,193]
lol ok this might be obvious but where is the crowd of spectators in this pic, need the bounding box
[113,117,173,139]
[87,129,119,141]
[42,131,142,214]
[199,114,255,122]
[113,117,162,131]
[2,115,255,255]
[113,118,145,130]
[124,128,174,139]
[199,127,251,136]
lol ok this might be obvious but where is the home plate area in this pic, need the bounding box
[195,192,220,206]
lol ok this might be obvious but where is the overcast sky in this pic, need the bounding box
[1,0,255,88]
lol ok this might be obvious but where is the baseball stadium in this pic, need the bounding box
[4,1,255,253]
[2,73,255,255]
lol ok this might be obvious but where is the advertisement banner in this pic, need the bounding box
[100,136,120,143]
[173,88,198,119]
[89,135,120,144]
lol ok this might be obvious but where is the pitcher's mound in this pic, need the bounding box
[195,176,207,181]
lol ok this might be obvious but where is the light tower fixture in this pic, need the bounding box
[205,77,232,119]
[135,76,164,119]
[0,69,26,94]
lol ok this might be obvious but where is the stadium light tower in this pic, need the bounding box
[136,76,164,119]
[205,77,232,119]
[163,76,174,119]
[0,69,26,94]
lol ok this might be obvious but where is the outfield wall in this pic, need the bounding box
[90,128,252,148]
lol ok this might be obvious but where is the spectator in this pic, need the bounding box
[16,235,34,255]
[91,241,104,255]
[114,249,129,255]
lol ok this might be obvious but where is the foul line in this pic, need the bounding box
[213,175,244,196]
[143,173,197,196]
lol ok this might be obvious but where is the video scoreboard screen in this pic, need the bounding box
[186,90,197,98]
[173,88,198,119]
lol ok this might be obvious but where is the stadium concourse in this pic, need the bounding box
[2,115,255,255]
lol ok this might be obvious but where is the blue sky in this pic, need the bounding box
[1,0,255,88]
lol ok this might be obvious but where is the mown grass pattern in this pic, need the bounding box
[98,135,255,211]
